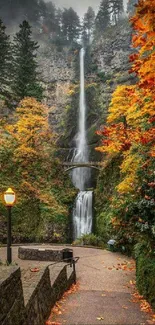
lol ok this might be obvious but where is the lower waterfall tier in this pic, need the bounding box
[73,191,93,240]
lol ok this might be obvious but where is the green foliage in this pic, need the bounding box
[73,233,104,247]
[94,0,125,38]
[11,198,41,242]
[136,252,155,308]
[0,0,82,49]
[84,46,98,75]
[60,84,79,147]
[96,210,114,243]
[95,156,123,242]
[95,0,111,33]
[82,7,95,46]
[110,0,124,24]
[0,0,40,25]
[95,156,155,256]
[11,20,43,101]
[97,71,113,82]
[61,8,81,44]
[134,241,153,259]
[0,19,11,99]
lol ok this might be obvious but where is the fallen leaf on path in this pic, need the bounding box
[108,267,113,270]
[122,306,128,309]
[129,280,135,285]
[131,290,155,323]
[112,261,135,272]
[123,284,130,288]
[122,265,128,270]
[30,267,39,272]
[97,317,104,320]
[101,294,106,297]
[58,311,62,315]
[46,282,80,323]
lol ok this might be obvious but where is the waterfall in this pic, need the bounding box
[72,48,92,240]
[73,191,93,240]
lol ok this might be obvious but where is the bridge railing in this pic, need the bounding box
[63,161,103,167]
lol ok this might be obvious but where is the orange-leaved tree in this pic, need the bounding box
[95,0,155,252]
[96,0,155,193]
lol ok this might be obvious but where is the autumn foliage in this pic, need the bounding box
[0,97,76,241]
[1,98,53,199]
[96,0,155,192]
[96,0,155,249]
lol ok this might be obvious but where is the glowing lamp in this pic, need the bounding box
[4,188,16,207]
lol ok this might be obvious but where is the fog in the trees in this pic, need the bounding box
[48,0,128,16]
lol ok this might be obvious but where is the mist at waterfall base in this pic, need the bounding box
[72,48,93,240]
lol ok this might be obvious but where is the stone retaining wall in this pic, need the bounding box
[25,267,52,325]
[0,267,26,325]
[18,246,71,261]
[0,263,75,325]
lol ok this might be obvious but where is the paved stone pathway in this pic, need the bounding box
[47,247,153,325]
[0,245,153,324]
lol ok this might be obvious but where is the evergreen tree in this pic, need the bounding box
[95,0,111,33]
[20,0,40,24]
[81,21,89,47]
[44,1,56,33]
[0,19,11,97]
[110,0,124,24]
[38,0,48,23]
[55,8,63,37]
[51,8,64,49]
[0,0,40,26]
[61,8,81,44]
[12,21,43,101]
[82,6,95,45]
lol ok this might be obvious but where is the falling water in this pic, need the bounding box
[72,48,92,240]
[73,191,93,240]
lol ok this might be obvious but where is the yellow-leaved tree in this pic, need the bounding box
[0,97,71,241]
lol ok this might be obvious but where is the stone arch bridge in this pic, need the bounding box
[63,162,103,172]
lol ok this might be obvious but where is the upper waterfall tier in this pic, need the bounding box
[72,48,90,191]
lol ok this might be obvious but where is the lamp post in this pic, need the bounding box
[4,188,16,264]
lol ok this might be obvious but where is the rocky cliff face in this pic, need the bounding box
[89,22,135,126]
[92,26,132,74]
[38,21,135,158]
[38,46,76,132]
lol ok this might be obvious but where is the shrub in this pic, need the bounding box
[134,242,155,309]
[97,71,112,82]
[136,254,155,309]
[73,233,104,247]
